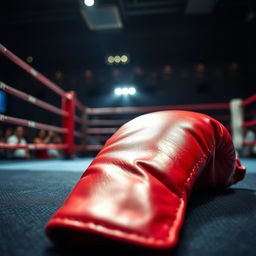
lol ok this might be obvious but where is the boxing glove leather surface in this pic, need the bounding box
[45,111,246,249]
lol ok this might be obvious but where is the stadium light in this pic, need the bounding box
[114,56,121,63]
[122,88,129,95]
[128,87,136,95]
[114,87,136,96]
[106,54,129,65]
[114,88,122,95]
[107,56,114,64]
[84,0,94,7]
[121,55,128,63]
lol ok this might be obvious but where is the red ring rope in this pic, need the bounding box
[243,141,256,145]
[0,114,68,134]
[88,119,128,126]
[87,128,118,134]
[87,103,230,115]
[85,145,103,151]
[75,100,86,112]
[243,120,256,127]
[242,94,256,107]
[0,81,68,117]
[0,143,67,150]
[0,44,67,98]
[87,135,110,141]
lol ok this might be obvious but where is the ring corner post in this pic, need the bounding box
[230,98,243,155]
[62,91,75,158]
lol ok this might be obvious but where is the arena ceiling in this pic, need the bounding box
[0,0,255,70]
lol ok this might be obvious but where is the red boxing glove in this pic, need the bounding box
[45,111,246,249]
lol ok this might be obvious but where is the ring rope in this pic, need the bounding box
[74,145,85,150]
[0,44,67,98]
[85,145,103,151]
[243,141,256,146]
[243,120,256,127]
[75,100,86,112]
[0,81,68,117]
[87,128,118,134]
[0,143,87,151]
[87,135,110,141]
[87,115,230,127]
[0,143,68,150]
[74,131,84,138]
[0,114,68,134]
[88,119,128,126]
[87,103,230,115]
[242,94,256,107]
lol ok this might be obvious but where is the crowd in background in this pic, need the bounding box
[1,125,256,160]
[242,127,256,158]
[0,126,63,160]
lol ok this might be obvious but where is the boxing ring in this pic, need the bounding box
[0,44,256,256]
[1,43,255,156]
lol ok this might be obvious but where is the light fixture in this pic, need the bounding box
[114,88,122,95]
[107,56,114,64]
[128,87,136,95]
[121,55,128,63]
[55,71,63,80]
[114,56,121,63]
[84,0,94,7]
[122,88,129,95]
[106,54,129,65]
[114,87,136,96]
[26,56,33,63]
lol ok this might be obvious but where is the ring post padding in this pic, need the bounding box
[62,91,75,158]
[230,98,243,150]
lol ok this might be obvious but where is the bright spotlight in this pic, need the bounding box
[128,87,136,95]
[107,56,114,64]
[122,88,129,95]
[114,88,122,95]
[84,0,94,7]
[114,86,136,96]
[114,56,121,63]
[121,55,128,63]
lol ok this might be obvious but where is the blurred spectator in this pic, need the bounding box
[0,127,3,139]
[133,67,145,87]
[7,126,30,160]
[33,129,54,159]
[48,134,63,159]
[242,127,256,157]
[0,127,3,141]
[1,127,13,160]
[3,127,13,142]
[162,65,173,81]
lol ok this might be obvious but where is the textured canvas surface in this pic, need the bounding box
[0,159,255,256]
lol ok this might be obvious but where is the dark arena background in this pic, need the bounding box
[0,1,256,256]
